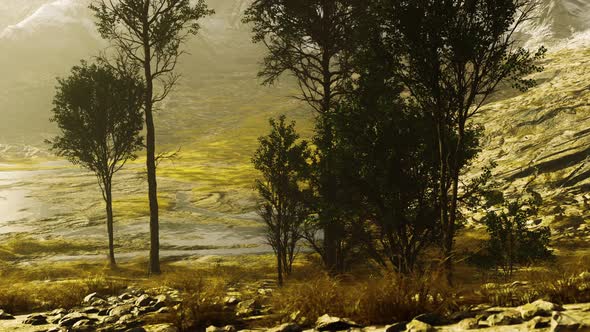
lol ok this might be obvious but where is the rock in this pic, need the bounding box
[236,299,259,317]
[59,312,90,327]
[0,309,15,320]
[71,319,95,332]
[267,322,302,332]
[101,316,118,325]
[80,306,100,314]
[144,324,179,332]
[98,308,110,316]
[206,325,236,332]
[384,322,407,332]
[109,304,135,317]
[528,316,551,329]
[518,300,564,320]
[124,327,147,332]
[551,312,582,332]
[83,292,101,304]
[405,319,434,332]
[119,293,134,301]
[479,311,522,327]
[315,314,360,331]
[136,294,153,307]
[156,307,171,314]
[224,296,240,306]
[457,318,479,330]
[46,328,65,332]
[413,313,442,326]
[23,314,47,325]
[48,308,68,316]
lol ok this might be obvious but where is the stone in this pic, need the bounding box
[267,322,302,332]
[527,316,551,329]
[479,311,522,327]
[144,324,179,332]
[405,319,435,332]
[109,304,135,317]
[80,306,100,314]
[136,294,153,307]
[206,325,236,332]
[384,322,407,332]
[23,314,47,325]
[224,296,240,306]
[101,316,118,324]
[71,319,95,332]
[0,309,15,320]
[48,308,68,316]
[83,292,101,304]
[551,312,582,332]
[98,308,110,316]
[59,312,90,327]
[315,314,360,331]
[46,328,64,332]
[414,313,442,326]
[125,327,147,332]
[518,300,564,320]
[456,318,479,330]
[119,293,134,300]
[156,307,171,314]
[236,299,259,317]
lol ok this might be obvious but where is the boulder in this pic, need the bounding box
[71,319,96,332]
[405,319,434,332]
[206,325,236,332]
[59,312,90,327]
[267,322,302,332]
[315,314,360,331]
[413,313,443,326]
[236,299,259,317]
[23,314,47,325]
[456,318,479,330]
[136,294,153,307]
[527,316,551,329]
[83,292,102,304]
[109,304,135,317]
[119,293,134,301]
[551,312,582,332]
[479,311,522,327]
[80,306,100,314]
[144,324,179,332]
[0,309,15,320]
[384,322,407,332]
[518,300,564,320]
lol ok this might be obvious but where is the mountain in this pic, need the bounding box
[0,0,588,242]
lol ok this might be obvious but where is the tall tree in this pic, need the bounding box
[90,0,214,274]
[243,0,358,272]
[48,61,144,269]
[252,115,311,286]
[380,0,546,283]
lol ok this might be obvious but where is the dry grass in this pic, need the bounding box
[271,266,452,326]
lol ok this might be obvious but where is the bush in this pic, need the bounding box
[473,192,553,277]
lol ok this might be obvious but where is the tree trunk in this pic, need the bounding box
[143,13,160,275]
[277,240,283,287]
[105,182,116,269]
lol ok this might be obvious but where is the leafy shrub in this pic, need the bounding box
[472,192,553,277]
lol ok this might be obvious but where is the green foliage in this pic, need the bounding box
[477,192,553,277]
[47,60,144,179]
[252,115,311,285]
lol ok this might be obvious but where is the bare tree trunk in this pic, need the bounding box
[143,11,160,275]
[105,182,116,269]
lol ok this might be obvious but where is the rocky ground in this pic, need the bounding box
[1,278,589,332]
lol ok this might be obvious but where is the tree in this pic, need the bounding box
[380,0,546,283]
[479,192,553,277]
[90,0,214,274]
[47,61,144,269]
[244,0,359,272]
[252,115,311,286]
